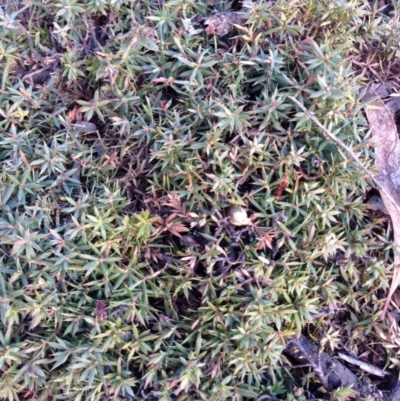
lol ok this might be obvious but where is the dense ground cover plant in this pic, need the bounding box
[0,0,399,399]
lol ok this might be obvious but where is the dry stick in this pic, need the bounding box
[337,352,388,378]
[289,96,400,318]
[288,96,400,216]
[22,67,49,82]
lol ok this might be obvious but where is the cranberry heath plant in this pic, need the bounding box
[0,0,397,400]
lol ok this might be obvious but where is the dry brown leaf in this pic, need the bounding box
[143,245,163,263]
[274,170,290,199]
[167,222,190,237]
[67,107,77,123]
[363,84,400,318]
[20,150,30,167]
[153,213,189,238]
[391,288,400,310]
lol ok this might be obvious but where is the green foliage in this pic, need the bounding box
[0,0,397,400]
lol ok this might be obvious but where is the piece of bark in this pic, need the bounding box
[367,195,389,215]
[386,98,400,114]
[204,12,243,36]
[363,85,400,317]
[286,335,358,392]
[389,379,400,401]
[285,335,389,400]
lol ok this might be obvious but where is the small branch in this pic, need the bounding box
[18,23,44,64]
[22,67,49,81]
[281,363,313,369]
[337,353,388,378]
[311,308,347,319]
[288,96,400,216]
[255,395,279,401]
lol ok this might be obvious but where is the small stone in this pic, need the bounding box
[228,206,250,226]
[366,195,389,215]
[72,121,98,133]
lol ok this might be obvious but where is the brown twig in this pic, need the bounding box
[22,67,49,82]
[337,352,388,378]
